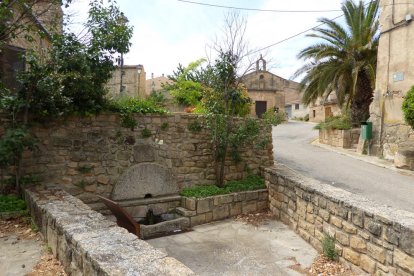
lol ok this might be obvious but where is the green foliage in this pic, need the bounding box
[120,113,137,130]
[295,0,379,124]
[77,164,93,174]
[4,175,41,186]
[262,109,286,126]
[0,195,26,212]
[108,97,168,114]
[180,175,265,198]
[160,122,169,131]
[402,86,414,129]
[15,0,133,118]
[322,235,338,261]
[141,128,152,138]
[314,115,352,130]
[148,90,166,106]
[30,218,39,232]
[0,128,36,170]
[166,59,207,107]
[187,120,203,132]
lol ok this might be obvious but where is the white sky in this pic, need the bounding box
[65,0,349,80]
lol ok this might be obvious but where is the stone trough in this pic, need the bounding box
[139,212,190,239]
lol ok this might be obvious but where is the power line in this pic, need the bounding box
[251,0,379,54]
[177,0,342,13]
[249,13,344,55]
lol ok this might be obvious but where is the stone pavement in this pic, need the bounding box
[147,219,317,276]
[0,235,43,276]
[273,121,414,213]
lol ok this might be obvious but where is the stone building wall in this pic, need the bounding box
[106,65,146,99]
[19,113,273,204]
[369,0,414,160]
[266,165,414,275]
[319,128,360,149]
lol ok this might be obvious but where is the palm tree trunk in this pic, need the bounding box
[351,71,373,125]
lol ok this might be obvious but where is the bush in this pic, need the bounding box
[262,109,286,126]
[0,195,26,212]
[108,97,168,114]
[180,175,265,198]
[314,115,352,130]
[402,86,414,129]
[322,235,338,260]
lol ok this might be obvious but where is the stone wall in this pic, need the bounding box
[24,186,194,275]
[319,128,360,149]
[179,189,268,227]
[265,165,414,275]
[20,113,273,204]
[369,0,414,161]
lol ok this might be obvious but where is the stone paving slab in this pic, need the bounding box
[147,219,317,276]
[0,235,43,276]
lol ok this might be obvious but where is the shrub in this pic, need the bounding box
[262,109,287,126]
[322,235,337,260]
[180,175,265,198]
[314,115,352,130]
[108,97,167,115]
[402,86,414,129]
[141,128,152,138]
[0,195,26,212]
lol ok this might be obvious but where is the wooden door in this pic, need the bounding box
[255,101,267,118]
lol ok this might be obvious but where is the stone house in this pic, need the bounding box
[106,65,146,99]
[308,94,341,123]
[0,0,63,91]
[369,0,414,166]
[241,56,300,118]
[284,90,309,119]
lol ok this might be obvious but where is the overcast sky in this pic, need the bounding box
[65,0,348,80]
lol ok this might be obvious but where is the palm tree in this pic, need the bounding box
[295,0,379,124]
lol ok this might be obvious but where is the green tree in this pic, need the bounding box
[17,0,133,119]
[295,0,379,124]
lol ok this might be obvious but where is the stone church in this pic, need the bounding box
[241,56,301,118]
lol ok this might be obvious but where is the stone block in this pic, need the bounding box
[335,230,349,246]
[394,248,414,274]
[400,227,414,256]
[365,219,382,237]
[245,191,258,201]
[352,211,364,227]
[360,255,376,274]
[176,207,196,217]
[318,209,330,221]
[367,242,386,264]
[197,198,213,214]
[217,195,233,205]
[343,248,360,266]
[212,205,230,221]
[234,192,246,202]
[342,221,357,234]
[350,236,367,253]
[330,215,343,228]
[190,214,206,226]
[242,202,257,214]
[184,197,197,211]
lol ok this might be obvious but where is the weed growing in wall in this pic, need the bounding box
[322,235,337,261]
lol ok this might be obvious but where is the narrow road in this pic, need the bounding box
[273,121,414,213]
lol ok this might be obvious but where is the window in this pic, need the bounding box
[313,110,316,118]
[259,74,264,79]
[0,45,26,92]
[295,104,300,110]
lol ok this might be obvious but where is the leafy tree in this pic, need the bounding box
[402,86,414,129]
[295,0,379,124]
[17,0,133,119]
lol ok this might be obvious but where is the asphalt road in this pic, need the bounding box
[273,121,414,213]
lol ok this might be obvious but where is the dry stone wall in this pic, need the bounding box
[265,165,414,275]
[19,113,273,204]
[319,128,360,149]
[24,186,194,275]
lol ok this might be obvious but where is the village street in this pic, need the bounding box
[273,121,414,213]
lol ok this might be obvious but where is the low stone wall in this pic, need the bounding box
[265,165,414,275]
[179,189,268,227]
[18,113,273,204]
[24,186,194,275]
[319,128,360,149]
